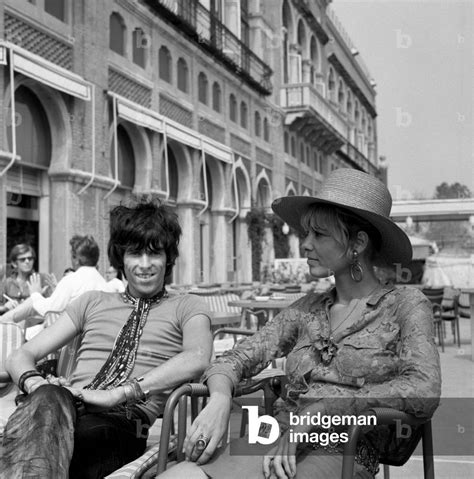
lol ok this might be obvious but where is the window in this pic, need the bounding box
[313,152,318,171]
[177,58,189,93]
[255,112,262,137]
[300,143,305,163]
[306,146,310,166]
[328,68,336,100]
[284,131,289,153]
[263,117,269,142]
[290,136,296,157]
[159,46,172,83]
[338,79,345,108]
[347,91,353,117]
[240,102,248,129]
[229,94,237,122]
[198,72,208,104]
[162,146,179,202]
[111,125,135,189]
[110,13,126,55]
[132,29,146,68]
[7,86,51,168]
[45,0,65,21]
[212,82,221,112]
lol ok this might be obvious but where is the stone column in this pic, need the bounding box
[174,203,200,286]
[210,210,228,284]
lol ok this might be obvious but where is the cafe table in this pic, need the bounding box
[227,297,295,327]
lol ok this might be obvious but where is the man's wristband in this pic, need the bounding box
[18,370,44,394]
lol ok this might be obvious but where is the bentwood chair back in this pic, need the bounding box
[422,288,444,351]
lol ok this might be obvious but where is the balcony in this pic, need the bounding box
[143,0,272,95]
[280,83,347,153]
[339,142,378,176]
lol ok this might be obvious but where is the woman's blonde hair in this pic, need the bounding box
[301,204,382,262]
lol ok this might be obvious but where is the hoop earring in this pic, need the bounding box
[350,250,363,282]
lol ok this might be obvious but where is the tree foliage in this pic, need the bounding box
[434,182,471,199]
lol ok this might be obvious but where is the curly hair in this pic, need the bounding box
[107,198,182,278]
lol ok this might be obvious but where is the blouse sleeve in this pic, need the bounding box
[202,305,307,392]
[321,289,441,419]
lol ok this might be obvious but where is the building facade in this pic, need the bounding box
[0,0,378,284]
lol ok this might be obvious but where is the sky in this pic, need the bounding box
[332,0,473,200]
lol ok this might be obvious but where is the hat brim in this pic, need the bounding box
[272,196,412,266]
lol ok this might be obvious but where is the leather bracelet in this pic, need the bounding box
[18,370,44,395]
[136,377,150,401]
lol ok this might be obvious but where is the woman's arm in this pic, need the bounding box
[202,305,306,393]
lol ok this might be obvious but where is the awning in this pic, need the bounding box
[116,96,164,132]
[1,42,92,101]
[111,92,233,164]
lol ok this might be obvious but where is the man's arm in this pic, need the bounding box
[68,313,213,408]
[6,311,79,392]
[137,313,213,393]
[0,275,75,324]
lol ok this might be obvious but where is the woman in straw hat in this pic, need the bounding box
[159,169,441,479]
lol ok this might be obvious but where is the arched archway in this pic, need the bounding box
[3,78,71,273]
[233,161,252,283]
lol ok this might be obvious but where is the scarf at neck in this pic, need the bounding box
[85,287,167,390]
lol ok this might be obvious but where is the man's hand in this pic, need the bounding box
[65,386,124,410]
[0,305,17,323]
[27,273,48,295]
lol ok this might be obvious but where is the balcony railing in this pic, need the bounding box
[340,142,378,176]
[146,0,272,95]
[280,83,348,140]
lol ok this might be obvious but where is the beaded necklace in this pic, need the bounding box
[84,287,167,390]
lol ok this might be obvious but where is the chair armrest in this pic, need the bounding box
[213,327,255,339]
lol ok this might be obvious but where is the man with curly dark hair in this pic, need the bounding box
[1,198,213,478]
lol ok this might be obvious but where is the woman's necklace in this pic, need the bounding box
[330,298,361,334]
[320,284,381,365]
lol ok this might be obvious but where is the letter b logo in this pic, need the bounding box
[242,406,280,445]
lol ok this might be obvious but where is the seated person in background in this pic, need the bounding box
[104,265,126,293]
[1,198,213,478]
[160,169,441,479]
[0,235,107,324]
[0,244,55,315]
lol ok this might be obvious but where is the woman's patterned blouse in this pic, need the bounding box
[203,285,441,420]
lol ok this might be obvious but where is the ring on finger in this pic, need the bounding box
[195,433,210,451]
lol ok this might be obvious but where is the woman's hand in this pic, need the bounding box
[65,386,123,410]
[183,392,232,465]
[262,429,297,479]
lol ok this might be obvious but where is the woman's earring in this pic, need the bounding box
[350,250,363,282]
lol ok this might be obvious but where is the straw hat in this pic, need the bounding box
[271,168,412,265]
